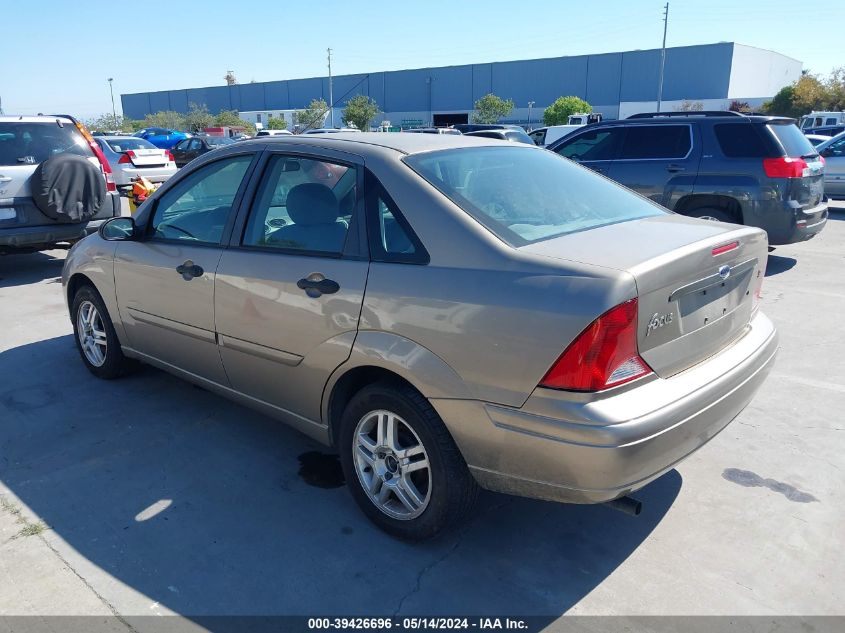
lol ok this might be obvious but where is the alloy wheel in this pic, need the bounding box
[76,300,107,367]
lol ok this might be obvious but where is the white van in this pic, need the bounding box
[527,125,582,147]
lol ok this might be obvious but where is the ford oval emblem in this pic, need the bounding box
[718,265,731,280]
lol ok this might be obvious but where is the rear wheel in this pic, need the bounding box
[71,285,137,379]
[689,207,738,224]
[339,382,479,540]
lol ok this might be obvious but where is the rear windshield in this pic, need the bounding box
[207,137,235,146]
[106,138,156,152]
[768,123,817,157]
[0,122,92,167]
[404,146,664,246]
[504,129,533,144]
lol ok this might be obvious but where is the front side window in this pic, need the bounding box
[822,137,845,157]
[242,154,357,255]
[554,128,622,161]
[151,155,253,243]
[618,125,691,160]
[405,146,664,246]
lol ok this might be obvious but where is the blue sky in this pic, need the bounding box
[3,0,842,118]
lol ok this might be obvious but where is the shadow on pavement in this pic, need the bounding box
[0,251,66,289]
[765,254,797,277]
[0,334,681,619]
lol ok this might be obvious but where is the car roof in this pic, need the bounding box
[0,115,76,124]
[248,131,515,155]
[591,113,794,128]
[816,129,845,149]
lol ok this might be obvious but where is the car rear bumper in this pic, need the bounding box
[114,165,177,187]
[432,311,778,505]
[0,192,120,250]
[755,198,828,245]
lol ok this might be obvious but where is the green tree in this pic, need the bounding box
[296,98,329,130]
[184,102,213,132]
[676,100,705,112]
[142,110,186,130]
[826,67,845,111]
[342,94,379,131]
[86,112,124,132]
[266,117,288,130]
[542,96,591,126]
[763,73,829,118]
[213,109,256,134]
[472,93,514,124]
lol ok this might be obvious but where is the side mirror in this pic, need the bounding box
[99,216,137,241]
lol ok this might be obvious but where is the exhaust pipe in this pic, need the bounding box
[604,495,642,516]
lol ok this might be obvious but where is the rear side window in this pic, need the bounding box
[768,123,817,157]
[0,122,92,166]
[714,124,769,158]
[618,125,691,159]
[826,118,838,126]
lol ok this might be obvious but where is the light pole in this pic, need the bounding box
[426,76,434,127]
[327,48,334,128]
[527,101,535,130]
[656,3,669,112]
[107,78,117,129]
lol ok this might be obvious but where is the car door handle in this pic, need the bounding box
[297,273,340,297]
[0,176,11,183]
[176,260,204,280]
[666,164,685,173]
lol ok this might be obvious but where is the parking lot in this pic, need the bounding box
[1,203,843,623]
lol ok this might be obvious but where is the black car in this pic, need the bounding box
[547,111,827,245]
[171,136,235,168]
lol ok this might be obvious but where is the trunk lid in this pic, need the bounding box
[520,214,768,377]
[127,148,168,167]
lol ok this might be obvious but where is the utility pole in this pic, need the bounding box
[527,101,535,130]
[656,2,669,112]
[327,47,334,128]
[107,78,117,129]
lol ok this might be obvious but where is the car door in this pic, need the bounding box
[113,152,258,384]
[607,124,699,208]
[820,135,845,197]
[214,149,370,424]
[172,139,190,166]
[550,126,624,175]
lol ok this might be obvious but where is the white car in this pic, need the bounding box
[528,125,583,147]
[94,136,177,188]
[255,129,293,137]
[805,133,832,147]
[816,131,845,199]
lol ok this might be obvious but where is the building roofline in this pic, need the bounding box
[123,41,752,98]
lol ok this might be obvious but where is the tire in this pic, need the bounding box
[339,381,479,540]
[689,207,738,224]
[71,285,137,379]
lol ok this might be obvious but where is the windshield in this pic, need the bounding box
[768,123,817,157]
[207,137,235,146]
[0,122,92,167]
[106,138,157,152]
[404,146,664,245]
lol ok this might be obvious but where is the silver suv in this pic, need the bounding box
[0,115,121,253]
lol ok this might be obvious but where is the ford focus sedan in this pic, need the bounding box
[63,133,778,540]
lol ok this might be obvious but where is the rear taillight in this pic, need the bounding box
[118,153,132,164]
[539,298,653,392]
[763,156,808,178]
[71,118,116,192]
[165,150,175,162]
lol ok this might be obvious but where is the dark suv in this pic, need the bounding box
[547,111,827,245]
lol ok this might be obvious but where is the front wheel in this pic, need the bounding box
[71,285,137,379]
[339,382,479,540]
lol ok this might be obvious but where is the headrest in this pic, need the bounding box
[286,183,339,225]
